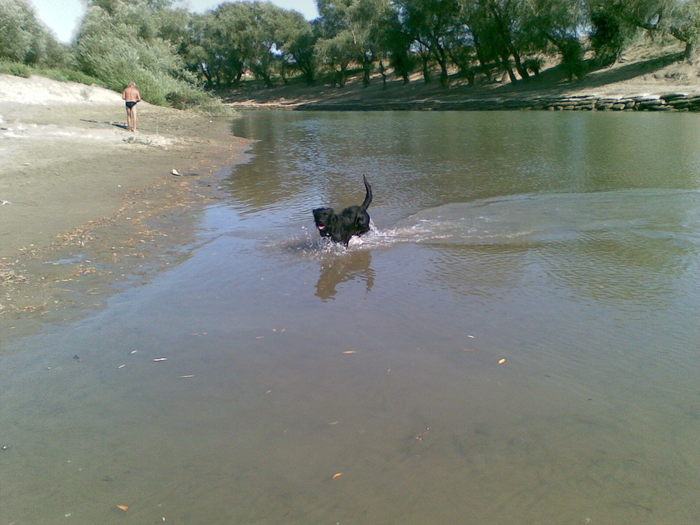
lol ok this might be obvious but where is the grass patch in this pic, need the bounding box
[0,60,32,78]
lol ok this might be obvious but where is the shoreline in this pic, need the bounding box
[223,43,700,113]
[291,92,700,112]
[0,74,252,348]
[228,87,700,112]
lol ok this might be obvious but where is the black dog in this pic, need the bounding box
[313,176,372,245]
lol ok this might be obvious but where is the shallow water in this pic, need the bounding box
[2,111,700,524]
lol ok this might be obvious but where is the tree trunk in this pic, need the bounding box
[436,49,450,87]
[421,55,431,83]
[439,62,449,87]
[499,53,516,83]
[379,60,387,90]
[488,1,528,81]
[684,40,697,63]
[512,51,529,80]
[362,58,371,87]
[473,38,492,82]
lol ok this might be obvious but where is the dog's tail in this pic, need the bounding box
[361,175,372,210]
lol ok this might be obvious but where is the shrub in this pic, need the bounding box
[0,60,32,77]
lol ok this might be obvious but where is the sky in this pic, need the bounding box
[29,0,320,43]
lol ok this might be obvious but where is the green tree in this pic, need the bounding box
[523,0,588,80]
[277,11,318,84]
[206,2,300,88]
[203,4,250,87]
[315,27,355,86]
[611,0,700,63]
[76,0,201,105]
[588,1,632,66]
[315,0,392,87]
[239,2,285,87]
[394,0,463,87]
[476,0,533,82]
[379,9,415,84]
[0,0,66,65]
[667,0,700,62]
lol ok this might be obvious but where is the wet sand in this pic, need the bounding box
[0,74,251,346]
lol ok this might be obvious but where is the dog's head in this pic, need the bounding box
[312,207,335,237]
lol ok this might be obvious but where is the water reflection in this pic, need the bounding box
[315,249,375,300]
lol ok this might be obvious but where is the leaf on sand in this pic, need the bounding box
[332,472,343,480]
[498,358,507,365]
[116,505,129,512]
[342,350,357,355]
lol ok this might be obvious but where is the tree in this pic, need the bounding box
[315,29,355,86]
[394,0,463,87]
[667,0,700,62]
[315,0,355,86]
[379,9,415,84]
[523,0,589,80]
[277,11,317,84]
[611,0,700,63]
[476,0,533,82]
[588,1,633,66]
[240,2,285,88]
[76,0,200,105]
[0,0,65,65]
[204,4,251,87]
[315,0,392,87]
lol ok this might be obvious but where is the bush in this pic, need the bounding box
[560,39,586,81]
[75,5,209,109]
[165,87,210,109]
[32,67,104,86]
[590,8,630,66]
[0,60,32,77]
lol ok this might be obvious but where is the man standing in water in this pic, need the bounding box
[122,82,141,132]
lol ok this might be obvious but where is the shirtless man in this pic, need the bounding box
[122,82,142,132]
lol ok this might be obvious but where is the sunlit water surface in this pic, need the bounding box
[2,111,700,524]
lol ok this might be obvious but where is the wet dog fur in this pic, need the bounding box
[313,176,372,246]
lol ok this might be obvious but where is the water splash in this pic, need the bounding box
[367,189,700,247]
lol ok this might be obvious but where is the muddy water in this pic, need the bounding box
[2,111,700,524]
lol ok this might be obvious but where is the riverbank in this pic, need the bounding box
[0,74,251,345]
[224,41,700,112]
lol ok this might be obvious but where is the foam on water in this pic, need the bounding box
[365,189,700,247]
[279,189,700,258]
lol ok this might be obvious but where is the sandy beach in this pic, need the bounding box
[0,74,250,343]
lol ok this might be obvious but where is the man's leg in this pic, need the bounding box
[126,106,132,131]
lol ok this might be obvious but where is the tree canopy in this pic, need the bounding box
[3,0,700,106]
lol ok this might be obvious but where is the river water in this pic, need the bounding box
[2,111,700,524]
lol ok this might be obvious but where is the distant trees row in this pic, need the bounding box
[152,0,700,90]
[2,0,699,105]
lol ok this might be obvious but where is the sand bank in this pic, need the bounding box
[0,74,250,345]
